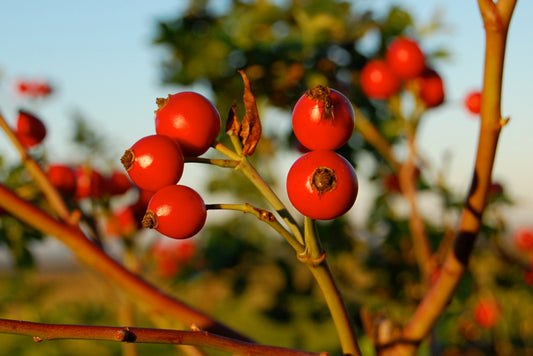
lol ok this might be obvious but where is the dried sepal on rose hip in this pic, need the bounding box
[286,150,358,220]
[155,91,221,157]
[292,85,355,151]
[142,185,207,239]
[238,70,262,156]
[121,134,184,192]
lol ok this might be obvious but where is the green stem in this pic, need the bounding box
[303,217,361,356]
[213,141,305,247]
[235,157,304,246]
[185,156,239,168]
[214,140,359,354]
[308,264,360,356]
[206,203,304,253]
[303,217,322,259]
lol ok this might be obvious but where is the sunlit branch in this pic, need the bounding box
[0,110,76,224]
[0,182,251,342]
[0,319,325,356]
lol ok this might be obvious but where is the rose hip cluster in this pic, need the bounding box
[121,92,221,240]
[360,36,445,108]
[8,108,142,228]
[287,86,359,220]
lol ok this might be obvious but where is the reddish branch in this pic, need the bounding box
[0,318,326,356]
[387,0,518,354]
[0,183,250,343]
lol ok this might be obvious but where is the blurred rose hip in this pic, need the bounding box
[47,164,77,196]
[360,59,400,100]
[386,36,425,80]
[417,68,445,108]
[464,90,482,115]
[15,110,47,148]
[513,226,533,251]
[474,299,500,329]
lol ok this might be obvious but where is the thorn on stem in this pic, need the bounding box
[190,323,203,332]
[499,116,510,127]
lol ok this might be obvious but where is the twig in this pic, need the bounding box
[185,156,239,168]
[0,111,76,224]
[388,0,518,354]
[206,203,304,253]
[398,123,434,283]
[301,217,361,356]
[0,318,326,356]
[0,182,251,343]
[354,110,401,172]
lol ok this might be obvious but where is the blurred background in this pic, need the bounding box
[0,1,532,355]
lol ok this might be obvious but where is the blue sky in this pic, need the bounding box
[0,0,532,228]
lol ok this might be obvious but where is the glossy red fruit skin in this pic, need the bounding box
[47,164,77,196]
[15,110,47,148]
[292,87,355,151]
[123,135,184,192]
[155,92,221,157]
[464,91,481,115]
[418,68,445,108]
[145,185,207,239]
[360,59,400,100]
[386,36,425,80]
[286,150,358,220]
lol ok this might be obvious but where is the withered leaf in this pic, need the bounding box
[225,101,240,137]
[238,70,262,156]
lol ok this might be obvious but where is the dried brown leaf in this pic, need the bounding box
[225,102,240,136]
[238,70,262,156]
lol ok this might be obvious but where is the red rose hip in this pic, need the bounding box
[155,92,221,157]
[47,164,77,196]
[286,150,358,220]
[142,185,207,239]
[474,299,500,329]
[386,36,425,80]
[417,68,445,108]
[121,134,184,192]
[360,59,400,100]
[292,86,355,151]
[464,90,481,115]
[15,110,47,148]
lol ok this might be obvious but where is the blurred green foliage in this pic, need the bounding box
[1,0,532,355]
